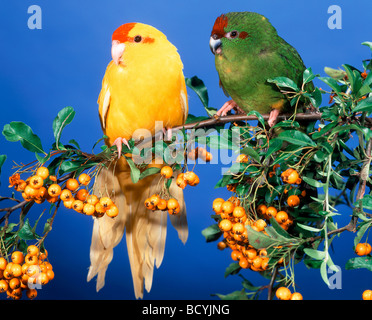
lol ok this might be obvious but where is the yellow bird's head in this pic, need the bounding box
[111,22,171,66]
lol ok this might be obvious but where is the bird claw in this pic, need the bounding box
[163,127,173,142]
[268,109,280,127]
[112,137,130,159]
[216,100,244,117]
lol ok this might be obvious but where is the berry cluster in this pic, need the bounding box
[275,286,303,300]
[176,171,200,189]
[145,195,181,215]
[0,245,54,300]
[9,167,118,219]
[214,197,273,272]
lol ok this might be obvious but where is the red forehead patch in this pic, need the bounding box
[211,14,228,38]
[112,23,136,42]
[112,22,154,44]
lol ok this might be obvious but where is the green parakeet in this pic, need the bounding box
[209,12,311,127]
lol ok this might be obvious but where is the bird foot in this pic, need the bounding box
[216,100,244,117]
[268,109,280,127]
[112,137,130,159]
[163,127,173,141]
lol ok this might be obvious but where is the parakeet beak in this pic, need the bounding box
[209,36,222,55]
[111,40,125,65]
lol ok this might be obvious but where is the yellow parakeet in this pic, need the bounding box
[87,22,189,299]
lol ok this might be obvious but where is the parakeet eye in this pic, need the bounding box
[134,35,142,43]
[226,31,239,39]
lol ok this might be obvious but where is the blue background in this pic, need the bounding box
[0,0,371,300]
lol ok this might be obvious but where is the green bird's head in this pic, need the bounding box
[209,12,278,56]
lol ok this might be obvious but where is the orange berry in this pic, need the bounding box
[94,203,106,217]
[363,289,372,300]
[29,175,44,189]
[160,166,173,179]
[183,171,197,185]
[355,243,369,256]
[236,154,248,163]
[76,189,88,202]
[231,250,243,261]
[36,166,49,180]
[276,211,289,224]
[0,257,7,271]
[66,178,79,191]
[276,287,292,300]
[86,194,99,206]
[266,206,277,219]
[217,241,227,250]
[26,264,40,277]
[287,195,300,207]
[48,184,62,197]
[232,222,245,234]
[281,168,301,184]
[63,198,74,209]
[222,201,235,215]
[83,203,96,216]
[232,206,246,219]
[257,204,267,216]
[46,269,55,281]
[245,248,257,260]
[261,257,269,270]
[11,251,24,265]
[219,219,233,232]
[239,257,250,269]
[254,219,267,232]
[10,263,23,278]
[365,243,372,255]
[144,198,154,210]
[24,185,39,198]
[0,279,8,293]
[106,205,119,218]
[176,176,187,189]
[99,197,113,209]
[49,175,57,182]
[291,292,303,300]
[26,288,38,300]
[167,198,180,210]
[78,173,91,186]
[168,206,181,215]
[27,245,39,257]
[252,256,263,269]
[188,175,200,186]
[9,278,21,290]
[156,199,167,211]
[149,194,161,207]
[46,194,59,204]
[60,189,73,202]
[72,199,84,213]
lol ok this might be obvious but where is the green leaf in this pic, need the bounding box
[302,176,326,188]
[353,96,372,113]
[125,157,141,184]
[18,219,39,240]
[0,155,6,183]
[139,167,161,180]
[213,289,248,300]
[320,260,330,286]
[304,248,326,260]
[246,110,265,127]
[239,146,260,163]
[345,256,372,271]
[186,76,216,116]
[303,67,317,85]
[2,121,45,155]
[362,41,372,51]
[318,76,342,94]
[201,224,222,242]
[297,223,322,233]
[52,107,76,148]
[276,130,317,147]
[267,77,299,92]
[224,262,241,278]
[246,225,278,249]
